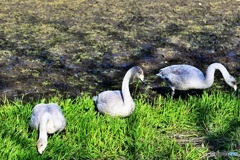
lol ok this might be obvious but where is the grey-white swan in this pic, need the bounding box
[93,66,144,117]
[156,63,237,97]
[30,103,66,154]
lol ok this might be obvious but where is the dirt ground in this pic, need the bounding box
[0,0,239,101]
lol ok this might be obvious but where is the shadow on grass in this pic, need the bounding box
[193,91,240,158]
[205,118,240,151]
[151,86,204,99]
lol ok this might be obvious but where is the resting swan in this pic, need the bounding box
[156,63,237,97]
[93,66,144,117]
[30,103,66,154]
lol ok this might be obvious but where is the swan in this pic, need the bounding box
[93,66,144,117]
[156,63,237,97]
[30,103,66,154]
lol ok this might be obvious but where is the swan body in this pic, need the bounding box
[156,63,237,97]
[94,66,144,117]
[30,103,66,154]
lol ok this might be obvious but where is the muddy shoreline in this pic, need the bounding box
[0,0,239,101]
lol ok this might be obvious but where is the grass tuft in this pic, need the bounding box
[1,91,239,159]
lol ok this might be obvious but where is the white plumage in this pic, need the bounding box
[156,63,237,97]
[94,66,144,117]
[30,103,66,154]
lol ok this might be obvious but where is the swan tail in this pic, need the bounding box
[92,96,98,102]
[156,71,164,78]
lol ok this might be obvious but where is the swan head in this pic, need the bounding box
[225,75,237,91]
[37,138,48,154]
[133,66,144,82]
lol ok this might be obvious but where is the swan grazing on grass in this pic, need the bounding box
[30,103,66,154]
[93,66,144,117]
[156,63,237,97]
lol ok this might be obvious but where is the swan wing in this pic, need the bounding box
[46,103,66,133]
[96,90,130,116]
[30,104,48,129]
[159,65,205,90]
[30,103,66,133]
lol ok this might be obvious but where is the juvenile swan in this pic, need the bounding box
[30,103,66,154]
[94,66,144,117]
[156,63,237,97]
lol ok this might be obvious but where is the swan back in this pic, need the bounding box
[30,103,66,154]
[94,66,144,117]
[96,90,134,116]
[30,103,66,132]
[157,64,206,90]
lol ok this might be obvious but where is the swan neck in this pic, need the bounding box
[38,113,50,140]
[121,69,133,104]
[204,63,230,88]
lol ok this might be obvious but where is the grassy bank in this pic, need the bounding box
[0,91,239,159]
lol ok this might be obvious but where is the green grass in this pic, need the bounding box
[0,91,239,159]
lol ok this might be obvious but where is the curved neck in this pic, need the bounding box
[204,63,230,88]
[38,113,50,141]
[121,69,133,104]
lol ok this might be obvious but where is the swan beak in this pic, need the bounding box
[233,85,237,91]
[139,75,144,82]
[138,75,147,86]
[38,150,43,155]
[156,73,160,76]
